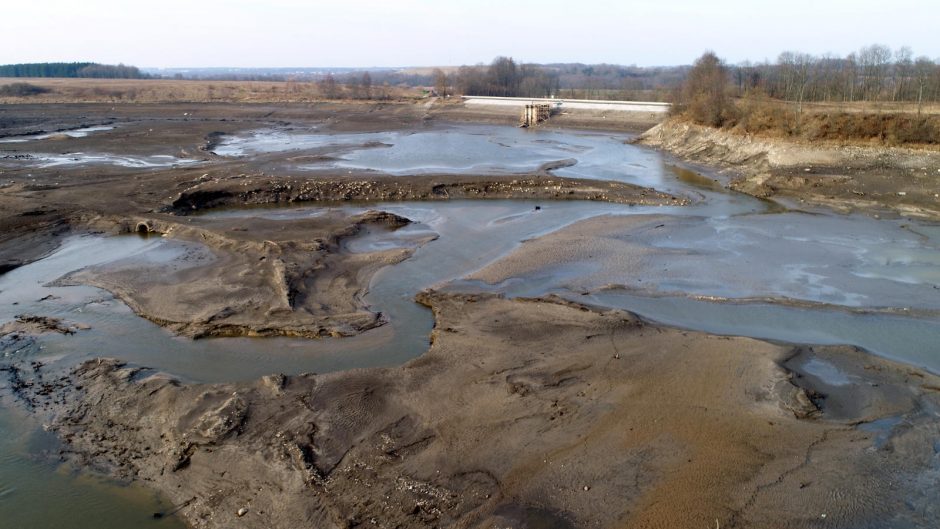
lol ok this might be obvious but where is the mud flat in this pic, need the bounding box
[638,119,940,220]
[18,292,940,529]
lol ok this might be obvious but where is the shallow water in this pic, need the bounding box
[0,124,199,168]
[4,199,938,381]
[215,124,782,220]
[0,407,186,529]
[575,290,940,373]
[463,211,940,312]
[2,201,660,383]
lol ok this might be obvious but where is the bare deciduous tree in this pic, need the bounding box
[914,57,935,114]
[360,72,372,100]
[674,51,733,127]
[317,74,338,99]
[433,68,448,97]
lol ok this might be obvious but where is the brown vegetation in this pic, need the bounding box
[729,97,940,145]
[735,45,940,111]
[670,51,734,127]
[0,82,50,97]
[672,49,940,146]
[0,77,421,104]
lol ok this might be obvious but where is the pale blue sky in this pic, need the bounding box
[2,0,938,67]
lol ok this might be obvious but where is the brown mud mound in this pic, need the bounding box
[167,173,681,214]
[0,314,88,336]
[58,211,418,339]
[25,293,940,529]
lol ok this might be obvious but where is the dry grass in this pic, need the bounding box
[796,99,940,115]
[726,96,940,146]
[0,77,423,104]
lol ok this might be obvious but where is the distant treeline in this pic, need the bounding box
[732,45,940,105]
[328,59,684,101]
[443,48,940,104]
[330,47,940,106]
[0,62,149,79]
[5,47,938,108]
[673,50,940,145]
[454,57,560,98]
[449,58,684,101]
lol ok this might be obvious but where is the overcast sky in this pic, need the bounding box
[3,0,938,68]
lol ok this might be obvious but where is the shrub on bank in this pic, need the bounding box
[670,52,736,127]
[0,82,51,97]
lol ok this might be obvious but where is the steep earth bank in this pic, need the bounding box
[639,119,940,219]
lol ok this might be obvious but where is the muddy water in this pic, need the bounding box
[461,212,940,312]
[2,202,667,383]
[0,408,186,529]
[215,123,764,217]
[5,201,938,379]
[213,125,643,181]
[2,124,940,527]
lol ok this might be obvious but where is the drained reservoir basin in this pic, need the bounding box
[1,123,939,528]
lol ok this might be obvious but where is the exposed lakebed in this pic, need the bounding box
[2,123,940,528]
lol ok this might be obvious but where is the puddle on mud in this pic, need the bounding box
[603,213,938,309]
[800,357,855,386]
[491,503,576,529]
[573,290,940,373]
[0,152,202,169]
[342,223,438,254]
[0,125,196,168]
[858,416,906,449]
[0,125,115,144]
